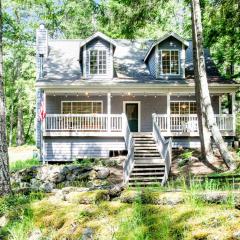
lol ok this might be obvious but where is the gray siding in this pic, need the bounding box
[147,50,156,77]
[44,137,125,161]
[85,38,111,79]
[112,95,167,132]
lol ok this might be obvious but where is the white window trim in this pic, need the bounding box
[88,49,108,76]
[170,100,196,114]
[159,49,180,76]
[123,101,141,132]
[61,101,103,114]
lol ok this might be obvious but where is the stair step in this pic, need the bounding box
[132,167,165,171]
[129,176,163,181]
[128,181,162,186]
[131,172,164,176]
[135,154,160,157]
[135,147,157,150]
[134,163,164,166]
[134,150,159,153]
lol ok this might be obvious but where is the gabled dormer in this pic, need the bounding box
[144,32,189,79]
[80,32,117,79]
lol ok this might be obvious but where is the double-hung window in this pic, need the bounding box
[159,50,180,75]
[170,101,197,114]
[62,101,103,114]
[89,50,107,75]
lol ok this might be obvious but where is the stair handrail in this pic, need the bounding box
[122,113,135,184]
[152,113,172,185]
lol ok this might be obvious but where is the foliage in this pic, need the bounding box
[0,192,45,239]
[178,150,193,167]
[202,0,240,79]
[10,158,40,172]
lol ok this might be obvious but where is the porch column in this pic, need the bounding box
[167,93,171,133]
[231,92,236,135]
[42,91,46,164]
[107,92,111,132]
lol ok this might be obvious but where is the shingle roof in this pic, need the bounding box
[39,38,235,85]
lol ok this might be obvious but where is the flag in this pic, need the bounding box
[39,95,46,121]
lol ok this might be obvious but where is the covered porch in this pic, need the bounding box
[42,89,236,137]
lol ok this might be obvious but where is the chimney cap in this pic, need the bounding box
[39,23,45,30]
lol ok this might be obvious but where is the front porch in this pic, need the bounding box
[43,113,235,137]
[41,90,236,137]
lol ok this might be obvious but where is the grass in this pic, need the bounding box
[10,158,40,172]
[1,184,240,239]
[0,192,45,239]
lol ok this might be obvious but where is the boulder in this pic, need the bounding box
[196,191,228,204]
[82,227,93,240]
[28,229,42,240]
[40,182,54,193]
[120,190,139,203]
[108,184,124,198]
[65,190,109,204]
[95,167,110,179]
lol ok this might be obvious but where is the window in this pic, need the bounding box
[170,101,197,114]
[159,50,179,75]
[89,50,107,75]
[62,101,102,114]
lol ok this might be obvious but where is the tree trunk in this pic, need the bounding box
[191,0,235,170]
[25,107,34,142]
[16,103,25,146]
[0,0,11,196]
[191,2,213,162]
[9,98,14,147]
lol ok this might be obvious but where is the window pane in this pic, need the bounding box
[171,51,179,74]
[90,50,98,74]
[162,51,171,74]
[89,50,107,75]
[62,102,72,114]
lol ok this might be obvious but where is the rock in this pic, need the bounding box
[120,190,139,203]
[95,168,110,179]
[0,216,8,228]
[82,227,93,240]
[196,191,228,204]
[108,184,124,198]
[28,229,42,240]
[40,182,54,193]
[233,231,240,240]
[65,190,109,204]
[13,187,33,195]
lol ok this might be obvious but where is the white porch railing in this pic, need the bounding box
[45,114,123,132]
[153,114,234,133]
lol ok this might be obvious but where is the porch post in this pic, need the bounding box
[107,92,111,132]
[231,92,236,135]
[167,93,170,133]
[42,91,46,164]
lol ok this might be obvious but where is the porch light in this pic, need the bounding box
[127,92,131,96]
[85,92,89,96]
[181,103,187,109]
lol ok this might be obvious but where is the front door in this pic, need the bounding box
[124,102,140,132]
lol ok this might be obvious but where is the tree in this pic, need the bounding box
[0,0,11,196]
[191,0,235,169]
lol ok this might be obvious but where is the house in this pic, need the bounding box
[35,24,239,185]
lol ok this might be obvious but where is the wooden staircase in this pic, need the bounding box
[128,133,165,186]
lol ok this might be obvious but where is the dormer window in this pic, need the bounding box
[159,50,180,75]
[89,50,107,75]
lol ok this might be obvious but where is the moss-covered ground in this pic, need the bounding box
[1,188,240,240]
